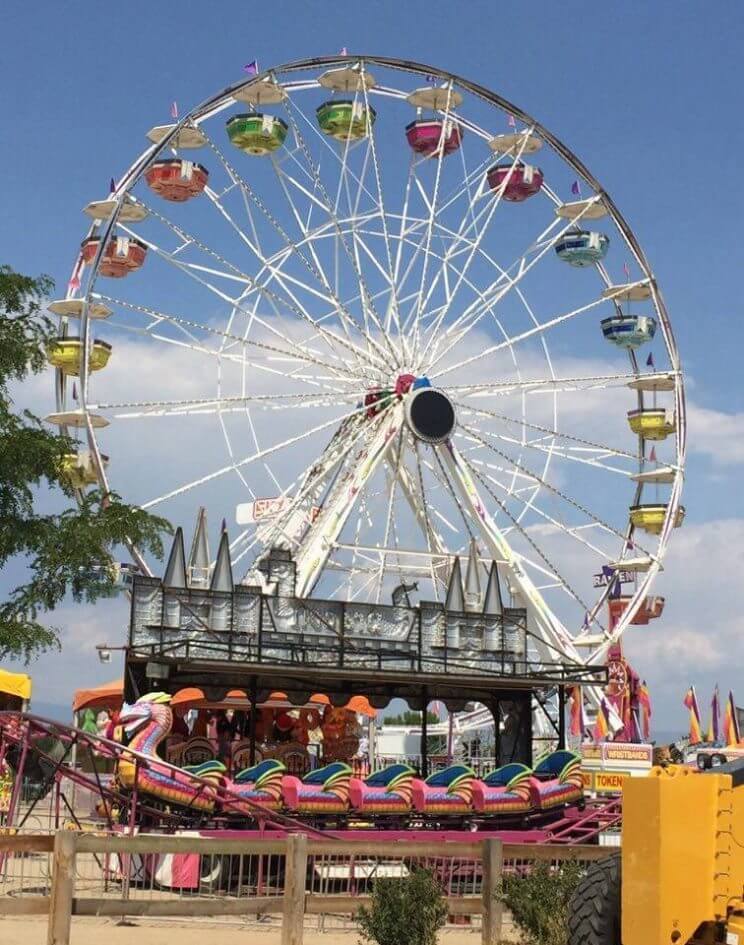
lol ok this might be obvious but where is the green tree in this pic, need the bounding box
[0,265,170,660]
[383,710,439,726]
[357,868,447,945]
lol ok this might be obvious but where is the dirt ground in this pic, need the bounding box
[0,915,502,945]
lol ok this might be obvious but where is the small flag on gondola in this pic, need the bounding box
[507,113,516,128]
[109,177,116,194]
[646,351,655,368]
[425,74,438,84]
[170,101,179,119]
[649,446,657,462]
[244,60,259,75]
[683,686,702,745]
[71,382,78,402]
[571,180,581,196]
[340,47,348,56]
[68,275,80,292]
[623,261,630,278]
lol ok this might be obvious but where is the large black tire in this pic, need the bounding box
[567,855,621,945]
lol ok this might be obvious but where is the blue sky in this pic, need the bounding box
[3,1,743,734]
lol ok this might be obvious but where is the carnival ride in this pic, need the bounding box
[1,55,686,856]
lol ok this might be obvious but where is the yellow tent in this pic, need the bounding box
[0,668,32,703]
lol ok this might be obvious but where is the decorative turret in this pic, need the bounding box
[188,507,210,588]
[163,527,187,628]
[464,540,482,611]
[210,529,234,632]
[445,556,465,612]
[482,561,504,651]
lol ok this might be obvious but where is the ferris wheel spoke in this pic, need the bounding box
[115,224,369,385]
[450,371,674,398]
[374,428,406,604]
[91,389,359,420]
[454,400,639,462]
[412,439,446,598]
[141,400,371,511]
[279,95,401,368]
[93,294,355,392]
[203,130,375,365]
[454,448,602,633]
[458,421,650,558]
[409,82,458,364]
[126,209,381,380]
[426,196,605,373]
[417,128,538,365]
[469,459,616,560]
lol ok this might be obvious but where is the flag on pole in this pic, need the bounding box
[425,74,438,84]
[340,47,348,56]
[71,382,78,402]
[683,686,702,745]
[708,685,720,742]
[67,275,80,292]
[170,101,179,120]
[638,680,652,741]
[649,446,657,463]
[507,113,516,128]
[571,180,581,196]
[593,699,610,741]
[109,177,116,194]
[646,351,655,368]
[723,691,741,747]
[568,686,585,738]
[243,60,259,75]
[623,261,631,278]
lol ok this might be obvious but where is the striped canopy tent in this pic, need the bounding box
[0,668,32,707]
[72,679,376,717]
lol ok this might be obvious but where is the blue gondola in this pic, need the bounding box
[555,230,609,267]
[601,314,656,349]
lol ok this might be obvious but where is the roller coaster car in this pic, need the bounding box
[567,757,744,945]
[411,764,476,815]
[282,762,352,814]
[471,763,535,815]
[530,750,584,810]
[348,764,416,814]
[223,759,286,815]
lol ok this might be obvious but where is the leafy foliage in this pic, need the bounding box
[0,265,171,660]
[357,868,448,945]
[501,860,585,945]
[383,710,439,726]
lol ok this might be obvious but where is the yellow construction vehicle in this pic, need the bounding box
[568,756,744,944]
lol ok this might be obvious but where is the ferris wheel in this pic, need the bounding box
[47,55,685,687]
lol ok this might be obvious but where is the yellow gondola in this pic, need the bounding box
[47,338,112,376]
[629,503,685,535]
[627,408,675,441]
[59,452,108,489]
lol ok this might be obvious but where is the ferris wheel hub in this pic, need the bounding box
[405,387,456,444]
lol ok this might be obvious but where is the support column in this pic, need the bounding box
[558,685,566,750]
[421,688,429,778]
[492,697,501,767]
[249,676,258,766]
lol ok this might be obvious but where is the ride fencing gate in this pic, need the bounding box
[0,832,611,945]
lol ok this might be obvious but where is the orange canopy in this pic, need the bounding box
[73,680,376,717]
[72,678,124,713]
